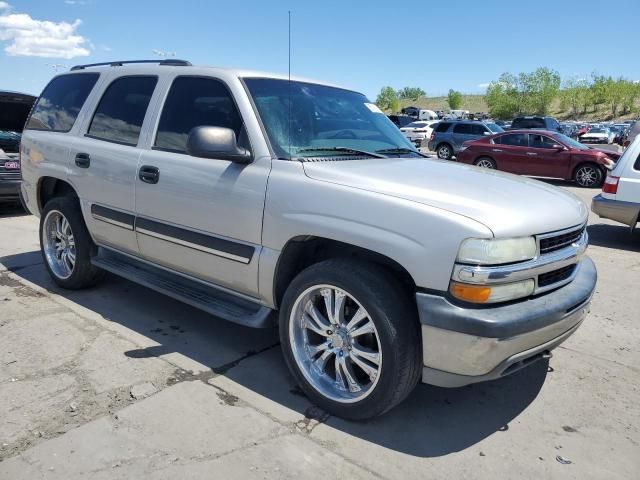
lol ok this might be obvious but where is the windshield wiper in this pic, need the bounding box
[375,147,428,157]
[294,147,386,159]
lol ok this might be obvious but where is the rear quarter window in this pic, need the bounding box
[26,73,99,132]
[634,152,640,171]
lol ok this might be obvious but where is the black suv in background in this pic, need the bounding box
[0,90,37,205]
[510,116,561,131]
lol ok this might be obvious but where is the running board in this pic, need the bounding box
[91,250,274,328]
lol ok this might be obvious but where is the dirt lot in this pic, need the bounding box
[0,181,638,479]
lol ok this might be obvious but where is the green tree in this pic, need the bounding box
[447,89,463,110]
[485,73,520,119]
[396,87,426,101]
[375,86,399,113]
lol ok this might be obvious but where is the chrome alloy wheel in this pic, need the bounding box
[289,285,382,403]
[476,158,495,168]
[42,210,76,279]
[575,165,599,187]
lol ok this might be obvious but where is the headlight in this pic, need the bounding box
[457,237,537,265]
[450,279,535,304]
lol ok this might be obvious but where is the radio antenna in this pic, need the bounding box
[288,10,292,158]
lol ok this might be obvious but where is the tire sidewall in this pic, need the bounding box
[279,260,417,419]
[574,164,603,188]
[39,196,99,288]
[437,144,452,159]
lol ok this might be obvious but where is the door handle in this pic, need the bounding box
[139,165,160,184]
[526,152,538,156]
[75,152,91,168]
[492,149,503,152]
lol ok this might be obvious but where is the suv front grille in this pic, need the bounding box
[539,226,585,254]
[538,264,576,288]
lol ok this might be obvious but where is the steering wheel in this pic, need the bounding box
[330,129,357,139]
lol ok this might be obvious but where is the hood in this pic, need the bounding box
[302,158,588,237]
[0,91,37,133]
[582,132,607,137]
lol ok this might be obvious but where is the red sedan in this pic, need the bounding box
[456,129,619,187]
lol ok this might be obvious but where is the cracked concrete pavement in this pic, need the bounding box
[0,182,638,479]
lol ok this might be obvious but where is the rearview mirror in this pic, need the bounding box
[186,126,252,164]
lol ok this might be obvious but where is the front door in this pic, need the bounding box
[524,134,571,178]
[134,76,270,297]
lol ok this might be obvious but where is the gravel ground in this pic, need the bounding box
[0,179,638,479]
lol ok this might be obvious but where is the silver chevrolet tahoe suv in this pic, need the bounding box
[20,60,596,420]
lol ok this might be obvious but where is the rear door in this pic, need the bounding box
[492,133,530,173]
[451,123,474,150]
[67,74,158,255]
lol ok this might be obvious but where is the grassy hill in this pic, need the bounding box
[396,95,639,122]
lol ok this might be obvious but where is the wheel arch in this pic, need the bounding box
[272,236,417,310]
[38,176,78,214]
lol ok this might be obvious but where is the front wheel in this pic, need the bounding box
[40,196,105,289]
[279,259,421,420]
[574,164,603,188]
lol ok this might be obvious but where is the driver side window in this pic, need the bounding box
[530,134,556,149]
[154,76,247,153]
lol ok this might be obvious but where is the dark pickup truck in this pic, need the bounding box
[0,90,36,204]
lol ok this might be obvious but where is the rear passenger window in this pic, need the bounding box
[435,122,451,133]
[26,73,99,132]
[154,76,245,153]
[501,134,529,147]
[88,76,157,145]
[453,123,472,134]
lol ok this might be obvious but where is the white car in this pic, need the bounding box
[400,120,439,146]
[592,135,640,230]
[581,127,615,144]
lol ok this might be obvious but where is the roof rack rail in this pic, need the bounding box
[70,59,192,71]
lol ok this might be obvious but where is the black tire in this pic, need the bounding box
[473,156,497,169]
[436,143,453,160]
[573,163,604,188]
[39,195,105,289]
[279,258,421,420]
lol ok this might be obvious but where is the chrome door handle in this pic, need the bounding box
[492,149,502,152]
[526,152,537,156]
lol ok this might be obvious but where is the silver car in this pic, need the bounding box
[20,60,596,419]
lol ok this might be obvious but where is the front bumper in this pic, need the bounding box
[0,179,21,201]
[417,256,596,387]
[591,194,640,228]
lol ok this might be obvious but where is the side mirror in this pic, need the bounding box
[483,131,492,136]
[186,126,252,164]
[552,144,566,151]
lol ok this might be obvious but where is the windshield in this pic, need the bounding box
[486,123,504,133]
[552,133,589,150]
[244,78,416,159]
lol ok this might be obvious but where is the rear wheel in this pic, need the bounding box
[279,259,421,420]
[573,164,603,188]
[437,143,453,160]
[40,196,105,289]
[474,157,496,169]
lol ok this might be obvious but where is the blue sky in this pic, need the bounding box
[1,0,639,99]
